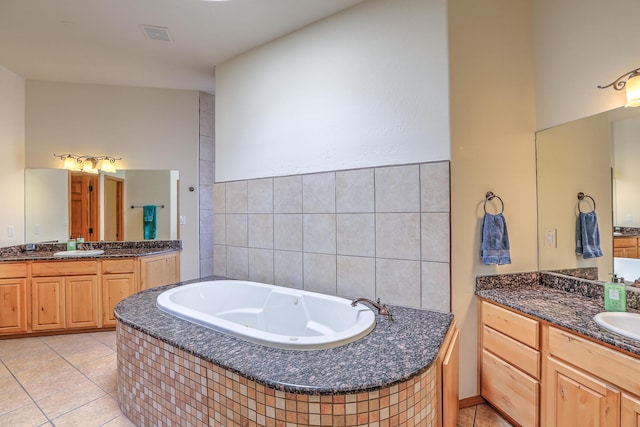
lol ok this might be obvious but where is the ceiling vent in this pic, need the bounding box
[140,25,173,42]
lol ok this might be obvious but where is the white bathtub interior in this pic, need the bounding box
[156,280,376,350]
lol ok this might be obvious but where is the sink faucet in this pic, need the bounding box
[351,297,394,321]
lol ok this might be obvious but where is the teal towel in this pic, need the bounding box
[143,205,157,240]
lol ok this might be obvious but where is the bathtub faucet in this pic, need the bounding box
[351,298,394,321]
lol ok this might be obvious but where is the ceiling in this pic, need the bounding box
[0,0,366,93]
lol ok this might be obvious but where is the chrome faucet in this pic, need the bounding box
[351,297,394,321]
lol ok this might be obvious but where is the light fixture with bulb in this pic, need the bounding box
[598,67,640,107]
[53,154,121,173]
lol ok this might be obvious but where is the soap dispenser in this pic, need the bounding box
[66,236,77,251]
[604,274,626,312]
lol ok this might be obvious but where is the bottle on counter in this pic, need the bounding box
[67,236,77,251]
[604,274,626,312]
[76,234,84,244]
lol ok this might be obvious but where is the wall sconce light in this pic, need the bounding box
[53,154,121,173]
[598,67,640,107]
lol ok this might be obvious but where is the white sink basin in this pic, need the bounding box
[53,249,105,258]
[594,311,640,341]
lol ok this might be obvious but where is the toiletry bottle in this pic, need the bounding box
[76,234,84,244]
[604,274,626,312]
[67,236,76,251]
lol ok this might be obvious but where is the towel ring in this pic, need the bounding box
[484,191,504,214]
[577,192,596,213]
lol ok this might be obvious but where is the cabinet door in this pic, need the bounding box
[623,393,640,427]
[0,278,28,333]
[139,252,179,291]
[32,277,65,331]
[65,275,99,329]
[102,273,134,326]
[545,357,620,427]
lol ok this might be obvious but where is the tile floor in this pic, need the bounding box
[0,331,513,427]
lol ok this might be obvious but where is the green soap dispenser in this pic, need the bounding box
[604,274,627,312]
[66,236,76,251]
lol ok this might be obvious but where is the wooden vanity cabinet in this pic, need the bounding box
[102,259,136,326]
[622,393,640,426]
[613,236,639,258]
[0,263,28,334]
[139,251,180,291]
[31,260,99,331]
[479,301,541,427]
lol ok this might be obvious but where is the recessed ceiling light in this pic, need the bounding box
[140,25,173,42]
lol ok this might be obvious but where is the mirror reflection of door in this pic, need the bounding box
[69,172,100,241]
[104,176,124,241]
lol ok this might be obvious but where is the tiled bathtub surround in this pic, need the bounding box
[117,324,439,427]
[213,161,451,312]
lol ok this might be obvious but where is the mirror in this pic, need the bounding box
[24,169,179,244]
[536,106,640,282]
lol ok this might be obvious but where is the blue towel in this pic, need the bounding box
[576,211,602,259]
[481,213,511,265]
[143,205,157,240]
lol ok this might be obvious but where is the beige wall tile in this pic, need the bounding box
[274,176,302,213]
[303,214,336,254]
[274,250,303,289]
[248,178,274,213]
[248,214,274,249]
[336,169,375,213]
[420,162,450,213]
[375,258,420,307]
[213,245,227,277]
[213,183,226,214]
[225,214,247,247]
[375,165,420,213]
[421,261,450,312]
[249,248,274,283]
[274,214,302,251]
[421,213,450,263]
[303,253,337,294]
[226,246,249,280]
[337,256,375,299]
[303,172,336,213]
[336,214,375,257]
[225,181,248,213]
[213,214,226,245]
[376,213,420,260]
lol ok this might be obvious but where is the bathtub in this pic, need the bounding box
[156,280,376,350]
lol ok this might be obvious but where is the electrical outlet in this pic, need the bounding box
[34,224,40,235]
[179,216,186,225]
[544,227,557,248]
[7,226,13,237]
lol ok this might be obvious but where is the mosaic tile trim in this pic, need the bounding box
[117,323,439,427]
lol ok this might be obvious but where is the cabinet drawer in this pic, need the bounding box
[548,326,640,397]
[32,260,98,277]
[102,258,136,274]
[482,349,539,427]
[483,325,540,379]
[614,237,638,248]
[482,301,539,349]
[0,263,27,279]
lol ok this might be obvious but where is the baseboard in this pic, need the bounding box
[458,395,486,408]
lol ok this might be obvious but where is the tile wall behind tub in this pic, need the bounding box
[212,162,450,311]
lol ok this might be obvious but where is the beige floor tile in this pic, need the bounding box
[37,377,106,419]
[2,347,60,373]
[52,394,123,427]
[40,333,102,357]
[20,368,88,402]
[101,415,137,427]
[12,356,75,384]
[90,331,117,351]
[0,386,33,417]
[0,361,9,377]
[76,352,116,379]
[457,405,476,427]
[63,344,114,367]
[0,401,47,426]
[92,371,118,394]
[0,373,22,396]
[474,404,513,427]
[0,337,48,360]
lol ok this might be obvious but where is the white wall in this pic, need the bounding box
[24,169,68,243]
[215,0,449,182]
[0,66,25,247]
[449,0,538,399]
[533,0,640,130]
[25,81,200,280]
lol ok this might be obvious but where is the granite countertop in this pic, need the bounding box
[476,272,640,357]
[115,278,454,395]
[0,241,181,262]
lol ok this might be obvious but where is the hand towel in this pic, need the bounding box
[143,205,157,240]
[576,211,602,259]
[481,212,511,265]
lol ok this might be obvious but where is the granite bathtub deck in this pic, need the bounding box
[0,240,181,261]
[476,272,640,357]
[114,279,454,395]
